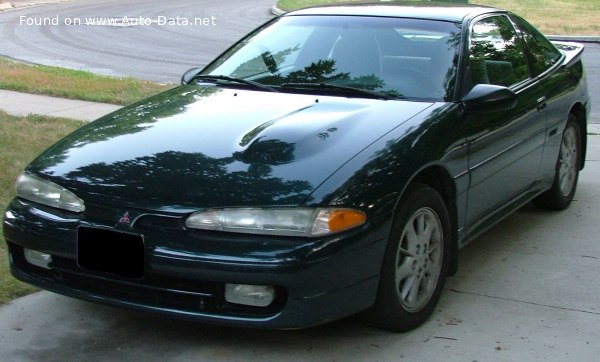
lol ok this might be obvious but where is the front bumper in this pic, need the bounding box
[3,199,389,329]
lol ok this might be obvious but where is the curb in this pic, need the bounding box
[547,35,600,43]
[270,5,285,16]
[589,123,600,135]
[0,0,72,11]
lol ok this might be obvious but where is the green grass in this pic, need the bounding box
[0,111,85,304]
[276,0,600,35]
[0,57,174,105]
[474,0,600,35]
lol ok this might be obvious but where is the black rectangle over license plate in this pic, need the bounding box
[78,227,144,278]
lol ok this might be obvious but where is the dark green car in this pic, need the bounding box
[3,3,590,331]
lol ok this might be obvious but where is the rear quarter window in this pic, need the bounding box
[510,14,562,76]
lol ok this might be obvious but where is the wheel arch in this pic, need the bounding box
[399,165,459,276]
[569,103,587,170]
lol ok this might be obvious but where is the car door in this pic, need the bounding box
[464,14,547,232]
[510,14,567,184]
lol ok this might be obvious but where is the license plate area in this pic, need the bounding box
[78,227,144,278]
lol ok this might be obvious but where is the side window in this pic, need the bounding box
[469,15,530,87]
[511,14,562,76]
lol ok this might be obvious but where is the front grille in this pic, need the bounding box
[84,204,185,231]
[135,215,184,230]
[9,243,286,319]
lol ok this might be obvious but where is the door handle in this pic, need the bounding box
[536,96,547,112]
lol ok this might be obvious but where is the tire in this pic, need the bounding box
[533,115,581,210]
[362,184,451,332]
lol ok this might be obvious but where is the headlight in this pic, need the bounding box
[185,208,366,237]
[15,172,85,213]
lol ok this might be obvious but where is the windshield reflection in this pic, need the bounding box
[203,15,461,101]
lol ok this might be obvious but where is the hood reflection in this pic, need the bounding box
[28,86,433,211]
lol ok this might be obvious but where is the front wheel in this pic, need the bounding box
[362,184,451,332]
[534,115,581,210]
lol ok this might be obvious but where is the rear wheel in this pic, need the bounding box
[362,184,451,332]
[534,115,581,210]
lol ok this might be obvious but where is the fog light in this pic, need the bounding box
[225,284,275,307]
[24,248,52,269]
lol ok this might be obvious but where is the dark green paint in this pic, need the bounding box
[3,4,590,329]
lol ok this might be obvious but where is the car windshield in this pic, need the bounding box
[202,15,461,101]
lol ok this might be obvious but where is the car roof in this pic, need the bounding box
[285,2,502,23]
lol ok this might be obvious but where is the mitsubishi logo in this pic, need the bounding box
[118,212,131,225]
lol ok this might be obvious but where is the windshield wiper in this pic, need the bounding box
[192,75,278,92]
[280,82,396,100]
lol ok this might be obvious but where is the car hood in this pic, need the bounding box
[28,86,433,213]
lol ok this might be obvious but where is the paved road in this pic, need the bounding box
[0,0,275,82]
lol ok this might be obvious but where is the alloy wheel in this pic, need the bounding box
[395,207,443,312]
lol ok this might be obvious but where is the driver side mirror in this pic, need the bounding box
[462,84,518,113]
[181,67,203,85]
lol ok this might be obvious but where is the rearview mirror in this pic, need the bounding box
[181,67,202,85]
[462,84,518,113]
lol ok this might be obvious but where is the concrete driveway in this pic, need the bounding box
[1,138,598,361]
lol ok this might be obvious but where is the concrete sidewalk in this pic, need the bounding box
[0,89,121,121]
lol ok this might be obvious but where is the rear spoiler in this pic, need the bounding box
[551,41,585,68]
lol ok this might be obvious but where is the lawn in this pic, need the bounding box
[276,0,600,35]
[0,57,173,105]
[0,112,84,304]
